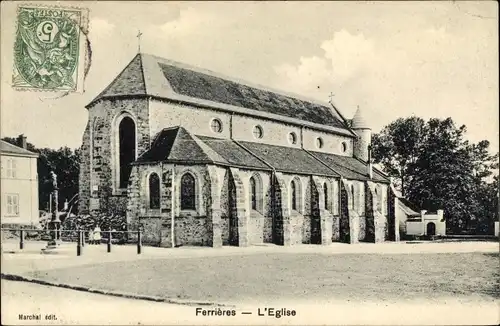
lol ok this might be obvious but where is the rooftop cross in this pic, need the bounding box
[137,30,143,53]
[328,92,335,104]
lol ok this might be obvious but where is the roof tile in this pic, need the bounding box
[88,53,352,133]
[0,140,38,157]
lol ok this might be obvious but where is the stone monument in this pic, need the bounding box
[44,171,62,250]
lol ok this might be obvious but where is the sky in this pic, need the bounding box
[1,1,498,152]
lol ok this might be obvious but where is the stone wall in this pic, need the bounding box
[174,215,210,246]
[79,98,151,219]
[302,127,354,156]
[301,214,312,243]
[289,212,305,245]
[149,99,353,156]
[118,149,396,247]
[352,128,371,162]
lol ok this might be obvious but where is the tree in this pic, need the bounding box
[371,116,426,196]
[372,117,499,234]
[2,137,80,212]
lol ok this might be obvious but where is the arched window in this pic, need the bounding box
[250,177,257,210]
[210,118,223,133]
[149,173,160,209]
[180,173,196,210]
[341,142,347,153]
[324,182,329,210]
[291,180,297,210]
[118,117,136,189]
[316,137,324,149]
[253,125,263,139]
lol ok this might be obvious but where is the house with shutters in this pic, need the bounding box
[1,135,39,226]
[78,53,401,247]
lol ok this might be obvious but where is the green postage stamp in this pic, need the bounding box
[12,4,89,92]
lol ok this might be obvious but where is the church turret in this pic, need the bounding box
[351,106,371,162]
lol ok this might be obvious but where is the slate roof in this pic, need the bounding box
[87,53,355,137]
[136,127,227,165]
[196,136,270,170]
[135,129,389,182]
[308,151,388,182]
[236,141,340,177]
[0,140,38,157]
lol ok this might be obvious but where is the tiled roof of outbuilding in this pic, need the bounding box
[87,53,355,137]
[0,140,38,157]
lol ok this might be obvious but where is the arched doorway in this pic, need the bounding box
[426,222,436,236]
[118,117,136,189]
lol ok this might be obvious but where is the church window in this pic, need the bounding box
[210,118,223,133]
[250,177,257,210]
[324,182,329,210]
[249,174,263,213]
[180,173,196,210]
[253,125,264,139]
[291,180,297,210]
[288,132,297,144]
[148,173,160,209]
[118,117,136,189]
[316,137,324,149]
[341,142,347,153]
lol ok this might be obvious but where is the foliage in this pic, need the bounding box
[2,137,80,211]
[372,117,499,234]
[371,116,426,196]
[63,214,128,231]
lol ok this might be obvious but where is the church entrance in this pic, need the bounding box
[426,222,436,236]
[118,117,136,189]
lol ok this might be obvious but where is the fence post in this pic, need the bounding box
[77,230,82,256]
[19,229,24,250]
[107,230,112,253]
[81,230,85,247]
[137,229,142,255]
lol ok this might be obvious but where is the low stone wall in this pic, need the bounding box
[138,215,210,247]
[174,215,210,247]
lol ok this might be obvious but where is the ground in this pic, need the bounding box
[1,240,499,325]
[26,252,500,304]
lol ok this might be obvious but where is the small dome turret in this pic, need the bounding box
[351,106,372,162]
[351,106,371,130]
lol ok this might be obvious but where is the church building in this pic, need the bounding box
[78,53,400,247]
